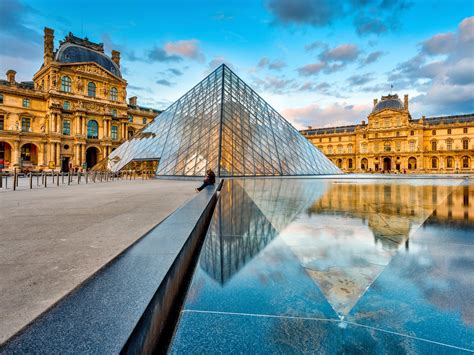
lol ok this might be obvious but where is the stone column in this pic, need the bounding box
[12,141,20,166]
[81,144,86,165]
[56,143,60,166]
[57,114,62,133]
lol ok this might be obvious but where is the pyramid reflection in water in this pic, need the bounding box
[107,65,341,176]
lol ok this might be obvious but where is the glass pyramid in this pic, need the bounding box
[107,65,341,176]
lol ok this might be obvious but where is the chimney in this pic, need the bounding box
[404,94,409,110]
[111,50,121,67]
[129,96,137,106]
[44,27,54,65]
[6,70,16,84]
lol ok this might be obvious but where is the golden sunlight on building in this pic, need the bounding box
[301,94,474,173]
[0,28,160,172]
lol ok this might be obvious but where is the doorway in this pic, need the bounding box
[383,157,391,171]
[62,157,70,172]
[86,147,99,169]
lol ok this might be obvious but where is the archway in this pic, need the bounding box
[361,158,368,171]
[20,143,38,167]
[337,158,343,169]
[86,146,100,169]
[383,157,391,171]
[462,156,470,169]
[408,157,417,170]
[0,141,12,169]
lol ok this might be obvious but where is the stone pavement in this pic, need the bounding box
[0,179,197,344]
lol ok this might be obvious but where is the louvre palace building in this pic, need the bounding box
[0,27,160,172]
[300,94,474,173]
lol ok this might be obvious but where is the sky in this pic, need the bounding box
[0,0,473,129]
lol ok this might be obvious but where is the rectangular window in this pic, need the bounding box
[432,141,437,151]
[0,115,4,130]
[409,141,415,152]
[463,140,469,150]
[63,101,70,110]
[112,109,117,117]
[447,140,453,150]
[142,117,147,124]
[128,115,133,123]
[447,128,452,134]
[410,130,414,136]
[464,127,468,134]
[111,125,118,140]
[0,94,3,104]
[63,120,71,135]
[21,117,30,132]
[23,98,30,108]
[432,129,436,135]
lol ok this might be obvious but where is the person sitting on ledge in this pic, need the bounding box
[196,169,216,192]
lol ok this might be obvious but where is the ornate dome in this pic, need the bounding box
[55,42,121,78]
[372,94,404,114]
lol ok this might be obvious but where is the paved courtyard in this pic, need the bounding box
[0,179,197,344]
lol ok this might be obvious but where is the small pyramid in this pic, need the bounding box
[108,65,341,176]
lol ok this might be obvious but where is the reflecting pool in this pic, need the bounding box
[170,178,474,354]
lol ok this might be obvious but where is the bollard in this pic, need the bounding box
[62,172,65,184]
[41,172,45,185]
[52,171,55,184]
[0,172,2,189]
[67,172,70,185]
[13,169,17,191]
[5,175,8,189]
[29,173,33,189]
[44,173,47,188]
[86,172,88,184]
[57,172,60,186]
[36,174,39,187]
[78,173,81,184]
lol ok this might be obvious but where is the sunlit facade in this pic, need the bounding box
[0,28,160,172]
[301,94,474,173]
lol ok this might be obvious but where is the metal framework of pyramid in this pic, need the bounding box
[107,64,341,176]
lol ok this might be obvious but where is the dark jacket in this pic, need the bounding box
[205,171,216,184]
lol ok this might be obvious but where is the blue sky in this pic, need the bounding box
[1,0,473,128]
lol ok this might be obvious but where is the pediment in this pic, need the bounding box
[61,62,123,81]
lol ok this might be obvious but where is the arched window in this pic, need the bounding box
[327,145,333,154]
[361,158,368,170]
[87,120,98,139]
[446,156,454,169]
[432,157,438,169]
[462,156,470,169]
[408,157,417,170]
[88,82,96,97]
[61,76,71,92]
[110,87,118,101]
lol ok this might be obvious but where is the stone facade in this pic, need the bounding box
[0,28,160,172]
[300,94,474,173]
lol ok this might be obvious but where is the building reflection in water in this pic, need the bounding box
[199,179,473,292]
[199,179,329,284]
